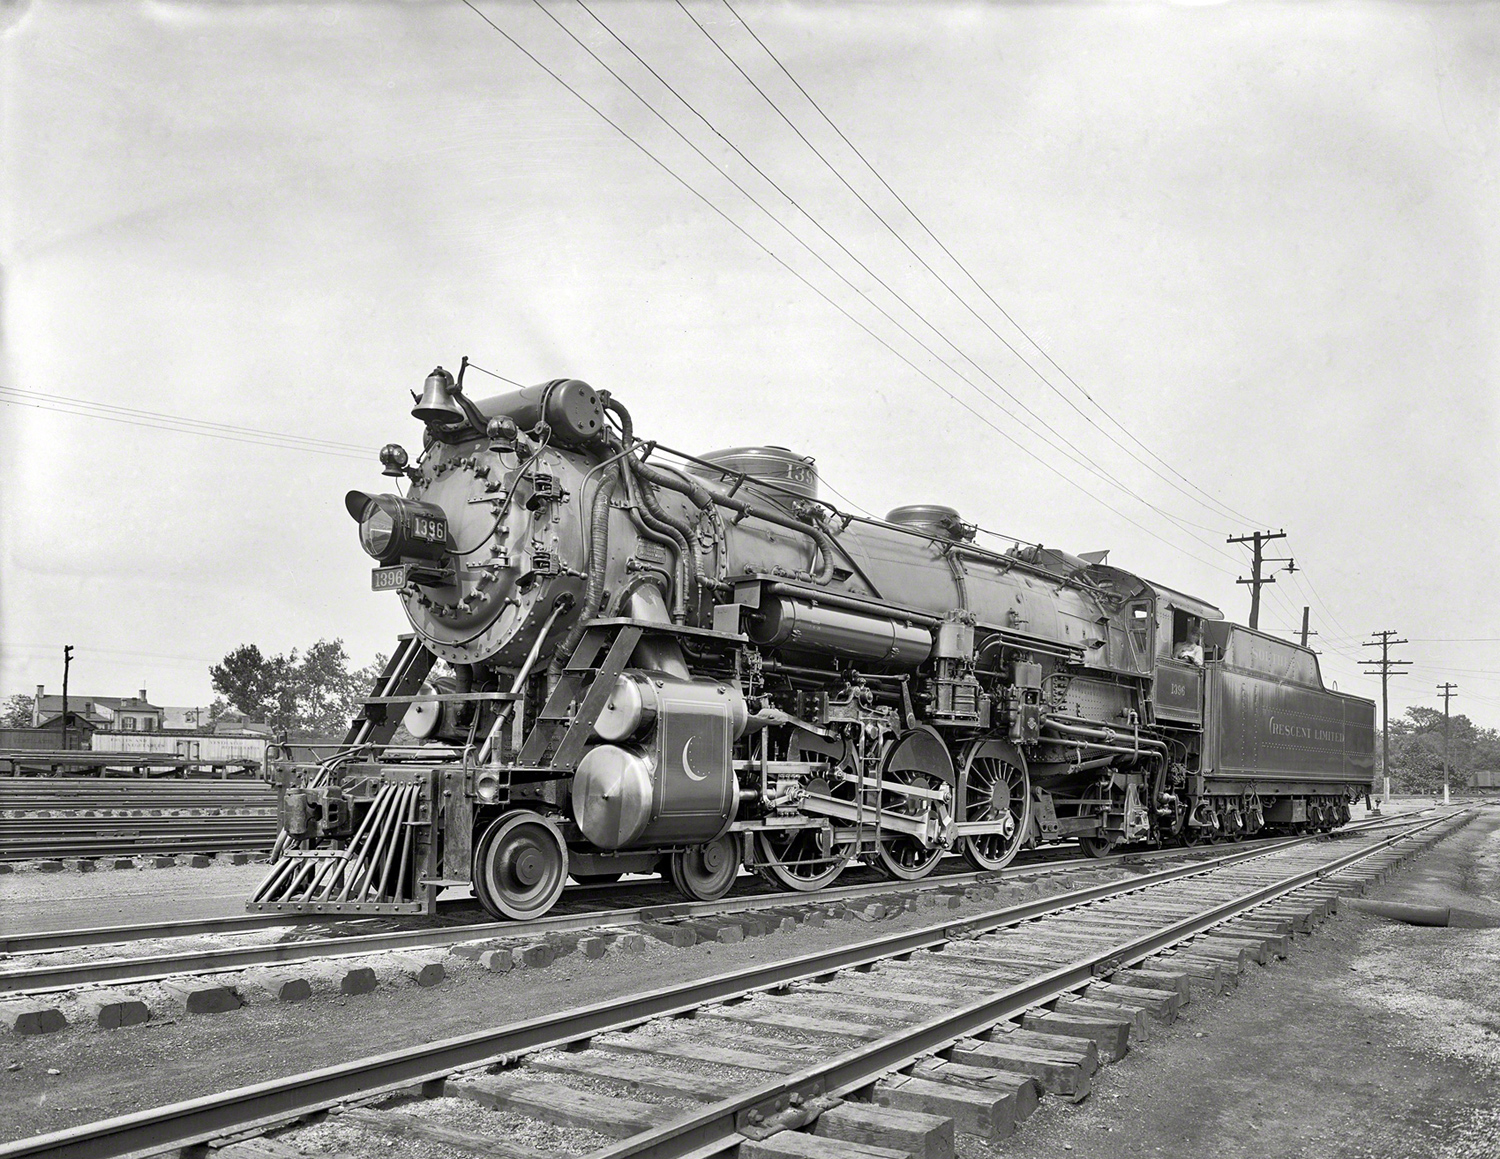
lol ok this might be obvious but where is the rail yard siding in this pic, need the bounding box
[90,733,268,763]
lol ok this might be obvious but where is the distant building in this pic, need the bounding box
[210,709,274,738]
[161,706,214,733]
[32,685,162,732]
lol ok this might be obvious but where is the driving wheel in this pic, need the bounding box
[873,727,954,881]
[957,739,1031,872]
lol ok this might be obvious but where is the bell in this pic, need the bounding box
[412,367,464,425]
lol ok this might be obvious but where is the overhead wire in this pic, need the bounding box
[564,0,1238,551]
[456,0,1242,576]
[541,0,1239,556]
[0,387,374,461]
[706,0,1266,531]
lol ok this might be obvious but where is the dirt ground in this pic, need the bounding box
[988,806,1500,1159]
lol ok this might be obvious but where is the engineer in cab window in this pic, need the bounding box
[1175,620,1205,666]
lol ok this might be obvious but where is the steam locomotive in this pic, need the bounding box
[252,367,1376,920]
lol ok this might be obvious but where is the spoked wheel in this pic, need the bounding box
[957,740,1031,872]
[758,737,858,893]
[873,727,954,882]
[569,872,623,886]
[670,834,740,901]
[1079,833,1115,858]
[755,826,851,892]
[472,811,569,920]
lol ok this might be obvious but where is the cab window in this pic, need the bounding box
[1127,602,1153,666]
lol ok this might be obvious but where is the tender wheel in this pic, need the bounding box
[873,727,954,882]
[569,872,622,886]
[755,827,851,892]
[958,740,1031,872]
[1079,833,1115,858]
[472,811,568,920]
[670,834,740,901]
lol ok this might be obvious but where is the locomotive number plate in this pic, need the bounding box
[371,565,407,591]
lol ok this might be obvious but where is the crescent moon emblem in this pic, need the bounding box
[680,735,708,781]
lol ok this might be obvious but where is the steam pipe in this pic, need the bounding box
[617,455,688,620]
[761,582,940,628]
[944,548,969,611]
[1045,718,1169,753]
[601,400,700,607]
[607,570,668,617]
[604,396,835,585]
[548,471,619,677]
[623,503,687,619]
[627,457,701,605]
[477,596,571,765]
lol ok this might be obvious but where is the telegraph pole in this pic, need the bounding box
[1227,529,1293,630]
[1362,631,1410,807]
[1298,607,1316,649]
[1438,682,1458,805]
[61,645,74,751]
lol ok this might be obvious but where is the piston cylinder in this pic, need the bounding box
[572,674,746,850]
[748,599,932,667]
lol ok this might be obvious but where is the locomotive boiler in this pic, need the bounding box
[252,366,1376,920]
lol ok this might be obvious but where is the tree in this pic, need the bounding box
[1385,706,1500,792]
[210,640,386,739]
[0,693,35,728]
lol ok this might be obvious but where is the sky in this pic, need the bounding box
[2,0,1498,728]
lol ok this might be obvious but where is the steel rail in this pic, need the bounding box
[2,813,1414,957]
[1,821,1456,1159]
[0,814,1414,981]
[0,837,1308,995]
[597,810,1461,1159]
[0,846,1126,956]
[2,834,277,861]
[0,833,1235,955]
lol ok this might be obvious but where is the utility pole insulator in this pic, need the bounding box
[1362,630,1410,809]
[61,645,75,753]
[1438,682,1458,805]
[1228,529,1291,631]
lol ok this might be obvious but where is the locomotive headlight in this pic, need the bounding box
[345,491,451,564]
[359,505,396,558]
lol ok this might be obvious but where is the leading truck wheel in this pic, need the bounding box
[957,740,1031,872]
[472,812,568,920]
[670,834,740,902]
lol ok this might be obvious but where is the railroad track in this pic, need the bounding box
[0,823,1411,994]
[5,811,1418,957]
[1,776,274,812]
[2,819,279,861]
[0,815,1422,990]
[1,809,1468,1159]
[1,777,278,861]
